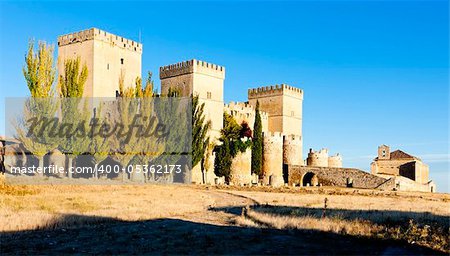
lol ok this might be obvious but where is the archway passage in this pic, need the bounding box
[302,172,319,186]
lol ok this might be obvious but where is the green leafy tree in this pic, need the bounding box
[17,40,58,176]
[23,40,55,98]
[251,100,263,176]
[214,113,252,181]
[58,57,88,97]
[214,138,232,179]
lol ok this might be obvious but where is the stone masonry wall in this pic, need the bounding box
[286,165,395,190]
[230,148,252,185]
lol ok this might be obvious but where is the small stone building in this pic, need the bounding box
[371,145,435,192]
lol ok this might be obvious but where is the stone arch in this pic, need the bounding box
[302,172,319,186]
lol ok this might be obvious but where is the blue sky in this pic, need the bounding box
[0,1,449,192]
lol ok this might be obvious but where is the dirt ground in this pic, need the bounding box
[1,182,448,255]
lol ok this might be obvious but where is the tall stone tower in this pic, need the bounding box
[57,28,142,97]
[160,59,225,139]
[248,84,304,161]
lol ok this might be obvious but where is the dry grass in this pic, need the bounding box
[1,174,449,253]
[224,188,450,216]
[0,178,215,232]
[235,203,449,253]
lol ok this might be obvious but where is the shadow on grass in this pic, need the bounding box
[211,204,450,228]
[0,213,444,255]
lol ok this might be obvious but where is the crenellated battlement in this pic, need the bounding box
[159,59,225,79]
[263,131,284,140]
[248,84,303,99]
[283,134,302,144]
[224,101,269,120]
[309,148,329,156]
[57,28,142,53]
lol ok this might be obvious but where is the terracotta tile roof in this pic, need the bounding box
[390,150,418,160]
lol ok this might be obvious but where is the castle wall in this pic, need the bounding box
[57,28,142,97]
[283,135,302,166]
[328,154,342,168]
[286,165,395,190]
[230,147,252,185]
[262,132,283,186]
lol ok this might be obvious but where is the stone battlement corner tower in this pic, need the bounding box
[160,59,225,139]
[57,28,142,97]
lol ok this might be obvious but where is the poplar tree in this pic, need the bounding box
[192,95,211,169]
[17,40,58,176]
[57,56,89,177]
[251,100,263,176]
[114,73,163,181]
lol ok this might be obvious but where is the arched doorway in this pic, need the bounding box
[302,172,319,186]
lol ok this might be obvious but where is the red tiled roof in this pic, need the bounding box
[390,150,417,160]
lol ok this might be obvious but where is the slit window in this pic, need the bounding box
[120,58,124,65]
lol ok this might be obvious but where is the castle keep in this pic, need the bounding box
[159,59,225,140]
[58,28,142,97]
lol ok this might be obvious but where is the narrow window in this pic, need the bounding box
[120,58,124,65]
[207,92,212,99]
[107,63,109,70]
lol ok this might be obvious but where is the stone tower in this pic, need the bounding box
[160,59,225,139]
[262,132,284,186]
[283,135,302,166]
[248,84,303,161]
[378,145,390,160]
[57,28,142,97]
[306,148,329,167]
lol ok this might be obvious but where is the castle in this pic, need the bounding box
[13,27,427,192]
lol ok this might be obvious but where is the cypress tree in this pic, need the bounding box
[251,100,263,176]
